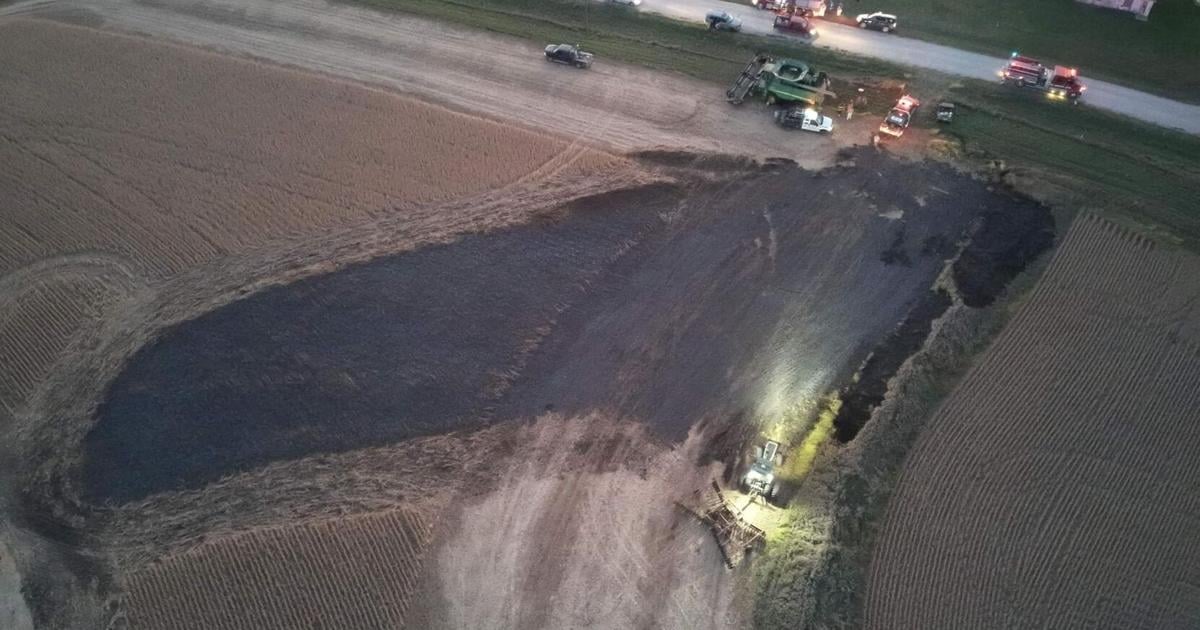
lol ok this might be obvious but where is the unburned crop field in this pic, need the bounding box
[124,510,432,630]
[0,19,602,280]
[865,215,1200,628]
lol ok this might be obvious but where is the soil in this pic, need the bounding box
[405,413,745,630]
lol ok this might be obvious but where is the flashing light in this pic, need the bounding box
[1011,50,1019,58]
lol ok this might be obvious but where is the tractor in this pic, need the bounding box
[741,440,783,503]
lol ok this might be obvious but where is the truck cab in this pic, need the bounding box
[1047,66,1086,102]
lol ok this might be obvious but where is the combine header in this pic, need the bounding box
[726,54,833,107]
[677,481,766,568]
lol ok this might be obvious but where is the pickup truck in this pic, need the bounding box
[775,107,833,133]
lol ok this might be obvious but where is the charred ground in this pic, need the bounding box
[80,150,1046,504]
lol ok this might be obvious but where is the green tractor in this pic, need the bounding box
[726,54,835,108]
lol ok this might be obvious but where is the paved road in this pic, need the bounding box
[633,0,1200,135]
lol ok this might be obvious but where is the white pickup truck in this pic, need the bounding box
[774,106,834,133]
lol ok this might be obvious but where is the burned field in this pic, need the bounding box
[80,150,1044,505]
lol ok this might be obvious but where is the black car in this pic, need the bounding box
[543,44,594,69]
[856,12,898,33]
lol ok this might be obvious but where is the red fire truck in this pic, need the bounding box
[1000,54,1086,104]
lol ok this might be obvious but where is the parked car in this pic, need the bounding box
[856,12,898,33]
[609,0,641,6]
[544,44,594,69]
[936,102,956,123]
[705,10,743,32]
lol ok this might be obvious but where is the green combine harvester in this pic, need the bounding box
[726,54,834,107]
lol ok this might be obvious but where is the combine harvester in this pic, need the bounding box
[999,53,1087,104]
[726,54,834,107]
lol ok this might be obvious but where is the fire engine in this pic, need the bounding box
[1000,54,1086,103]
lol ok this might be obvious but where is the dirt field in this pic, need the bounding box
[410,413,743,630]
[865,214,1200,628]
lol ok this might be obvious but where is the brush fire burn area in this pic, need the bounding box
[2,3,1199,630]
